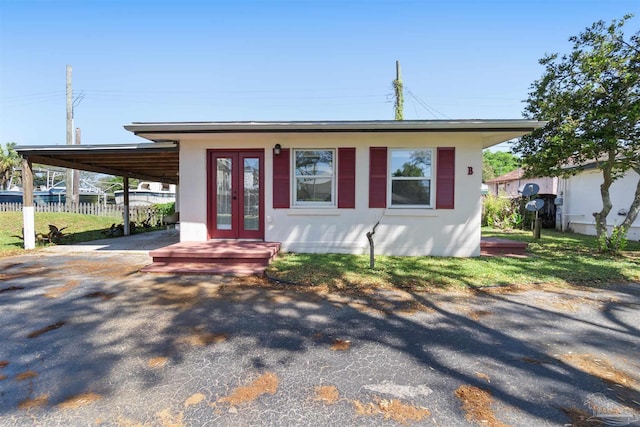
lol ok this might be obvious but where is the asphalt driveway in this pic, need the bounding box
[0,233,639,426]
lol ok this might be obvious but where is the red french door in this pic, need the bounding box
[207,150,264,239]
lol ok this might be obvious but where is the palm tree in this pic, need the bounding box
[0,142,21,190]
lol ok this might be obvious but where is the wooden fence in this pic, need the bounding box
[0,203,167,226]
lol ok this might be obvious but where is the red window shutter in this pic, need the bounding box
[436,147,455,209]
[369,147,387,208]
[272,148,290,208]
[338,148,356,208]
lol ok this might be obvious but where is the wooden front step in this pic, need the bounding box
[480,238,528,257]
[142,241,280,275]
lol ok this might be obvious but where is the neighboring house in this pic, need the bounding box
[485,168,558,198]
[557,165,640,240]
[123,120,544,257]
[485,168,558,228]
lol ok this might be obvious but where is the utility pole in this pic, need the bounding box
[65,65,74,208]
[393,60,404,120]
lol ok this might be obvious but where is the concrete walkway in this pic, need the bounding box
[41,228,180,254]
[0,245,639,426]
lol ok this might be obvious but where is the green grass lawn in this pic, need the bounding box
[266,227,640,290]
[0,211,147,257]
[3,213,639,291]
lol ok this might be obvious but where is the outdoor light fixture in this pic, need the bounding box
[274,144,282,155]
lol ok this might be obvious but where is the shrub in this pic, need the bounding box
[482,194,521,229]
[153,202,175,216]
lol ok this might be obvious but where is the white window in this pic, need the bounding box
[389,149,433,207]
[293,149,335,206]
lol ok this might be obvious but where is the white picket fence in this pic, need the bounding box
[0,202,166,225]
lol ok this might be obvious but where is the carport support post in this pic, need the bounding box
[22,157,36,249]
[123,176,130,236]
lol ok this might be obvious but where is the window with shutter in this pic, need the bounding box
[389,149,433,207]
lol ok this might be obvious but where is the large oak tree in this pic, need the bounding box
[513,15,640,251]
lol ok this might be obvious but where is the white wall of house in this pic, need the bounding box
[178,132,485,256]
[559,168,640,240]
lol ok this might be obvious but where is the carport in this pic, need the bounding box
[15,142,179,249]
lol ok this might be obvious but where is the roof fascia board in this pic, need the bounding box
[15,142,177,155]
[124,120,547,134]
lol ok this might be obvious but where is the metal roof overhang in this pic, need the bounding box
[15,142,179,185]
[124,119,547,149]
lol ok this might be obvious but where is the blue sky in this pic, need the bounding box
[1,0,638,150]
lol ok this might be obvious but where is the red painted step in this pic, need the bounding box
[143,241,281,275]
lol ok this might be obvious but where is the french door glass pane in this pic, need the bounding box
[243,158,259,230]
[216,158,232,230]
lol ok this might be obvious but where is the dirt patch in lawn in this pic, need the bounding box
[314,385,339,404]
[215,372,279,406]
[27,321,66,338]
[57,392,102,409]
[455,385,508,427]
[352,397,431,425]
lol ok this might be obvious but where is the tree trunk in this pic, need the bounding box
[366,221,380,269]
[595,160,614,251]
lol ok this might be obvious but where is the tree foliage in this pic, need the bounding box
[513,15,640,252]
[482,151,520,181]
[0,142,21,190]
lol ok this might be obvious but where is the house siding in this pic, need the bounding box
[559,168,640,240]
[178,132,484,256]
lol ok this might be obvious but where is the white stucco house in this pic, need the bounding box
[123,120,545,257]
[557,164,640,240]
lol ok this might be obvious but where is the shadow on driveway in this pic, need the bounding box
[0,249,638,426]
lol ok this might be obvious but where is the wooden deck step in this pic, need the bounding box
[141,261,269,275]
[480,237,528,257]
[143,241,281,275]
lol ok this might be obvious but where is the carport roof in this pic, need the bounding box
[15,142,179,185]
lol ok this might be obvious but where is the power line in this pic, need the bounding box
[405,88,451,119]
